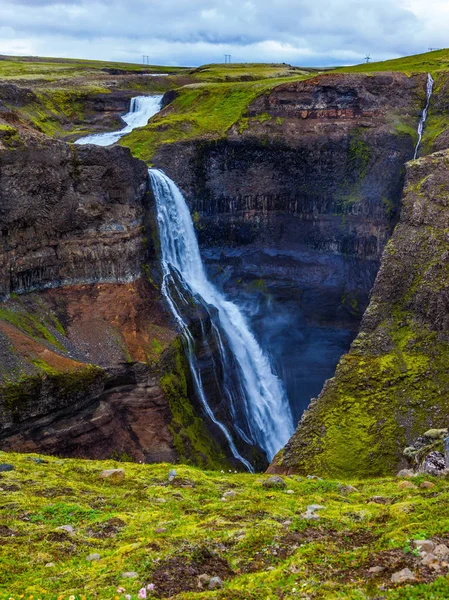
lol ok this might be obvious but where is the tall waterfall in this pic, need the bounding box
[149,169,295,470]
[76,95,163,147]
[414,73,434,160]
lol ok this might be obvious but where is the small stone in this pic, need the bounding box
[369,496,392,505]
[307,475,323,480]
[86,553,101,561]
[122,572,138,579]
[0,464,14,472]
[56,525,75,535]
[397,469,415,478]
[282,520,292,526]
[155,527,167,533]
[198,574,211,588]
[222,490,236,500]
[29,457,48,464]
[434,544,449,558]
[368,566,384,574]
[168,469,177,483]
[99,469,125,483]
[391,568,416,583]
[421,553,441,570]
[420,481,436,489]
[45,562,55,568]
[262,476,286,489]
[338,484,359,494]
[414,539,436,553]
[208,576,223,590]
[398,480,417,490]
[286,489,295,494]
[302,504,325,520]
[420,452,446,476]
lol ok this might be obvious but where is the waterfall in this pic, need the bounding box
[414,73,434,160]
[76,95,163,147]
[149,168,295,470]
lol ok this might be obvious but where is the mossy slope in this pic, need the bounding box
[2,452,449,599]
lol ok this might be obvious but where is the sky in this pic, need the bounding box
[0,0,447,67]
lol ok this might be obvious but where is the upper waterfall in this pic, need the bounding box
[75,95,163,147]
[149,168,295,469]
[414,73,434,160]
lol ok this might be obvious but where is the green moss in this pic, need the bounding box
[160,338,233,471]
[0,305,65,351]
[2,451,449,598]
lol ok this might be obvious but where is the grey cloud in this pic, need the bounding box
[0,0,441,66]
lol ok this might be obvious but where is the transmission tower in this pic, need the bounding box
[365,54,371,63]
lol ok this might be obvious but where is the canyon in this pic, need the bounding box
[1,54,449,477]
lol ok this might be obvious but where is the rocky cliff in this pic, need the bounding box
[270,148,449,477]
[0,123,240,470]
[151,72,425,422]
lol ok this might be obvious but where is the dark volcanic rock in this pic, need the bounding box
[0,131,149,299]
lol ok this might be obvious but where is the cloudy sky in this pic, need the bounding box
[0,0,447,67]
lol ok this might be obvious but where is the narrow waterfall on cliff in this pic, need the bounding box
[414,73,434,159]
[149,169,295,470]
[75,95,163,147]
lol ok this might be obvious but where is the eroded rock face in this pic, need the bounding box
[153,72,425,422]
[270,149,449,477]
[0,131,149,299]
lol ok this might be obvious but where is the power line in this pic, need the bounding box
[224,54,232,64]
[142,55,150,65]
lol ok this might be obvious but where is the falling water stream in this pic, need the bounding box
[149,169,295,470]
[75,95,163,147]
[76,93,294,470]
[414,73,434,160]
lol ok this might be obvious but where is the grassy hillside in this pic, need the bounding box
[339,48,449,75]
[120,74,311,162]
[0,55,186,81]
[1,452,449,599]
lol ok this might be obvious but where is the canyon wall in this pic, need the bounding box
[152,72,425,422]
[0,124,241,470]
[270,148,449,476]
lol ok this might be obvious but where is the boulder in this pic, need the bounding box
[99,469,125,482]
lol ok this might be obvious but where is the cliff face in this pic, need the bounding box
[270,148,449,477]
[152,72,425,422]
[0,125,237,470]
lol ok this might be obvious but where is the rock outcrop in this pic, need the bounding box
[152,72,426,422]
[269,149,449,477]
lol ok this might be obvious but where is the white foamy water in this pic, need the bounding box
[75,95,163,147]
[414,73,434,160]
[149,168,295,469]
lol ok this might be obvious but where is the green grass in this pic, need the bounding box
[1,452,449,599]
[338,48,449,75]
[189,62,313,82]
[120,75,311,162]
[0,55,187,81]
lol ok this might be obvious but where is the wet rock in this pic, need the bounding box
[168,469,177,483]
[391,568,416,583]
[0,464,14,472]
[86,553,101,561]
[208,576,223,590]
[263,476,286,489]
[99,469,125,482]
